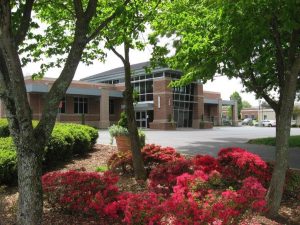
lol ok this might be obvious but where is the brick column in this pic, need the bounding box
[192,83,204,128]
[149,77,175,130]
[217,99,222,126]
[99,89,110,128]
[232,101,238,126]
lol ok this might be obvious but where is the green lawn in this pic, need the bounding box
[248,135,300,148]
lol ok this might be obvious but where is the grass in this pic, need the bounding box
[248,135,300,148]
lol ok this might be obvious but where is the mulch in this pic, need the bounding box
[0,144,299,225]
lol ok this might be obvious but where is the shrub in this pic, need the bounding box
[59,124,93,155]
[0,123,98,184]
[148,159,192,196]
[217,147,271,186]
[107,144,184,174]
[162,173,267,225]
[192,154,220,173]
[0,138,17,184]
[0,119,9,137]
[44,127,74,164]
[42,170,119,217]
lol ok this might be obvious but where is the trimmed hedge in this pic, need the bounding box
[0,138,17,184]
[0,122,98,184]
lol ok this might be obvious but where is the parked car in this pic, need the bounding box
[241,118,252,125]
[261,120,276,127]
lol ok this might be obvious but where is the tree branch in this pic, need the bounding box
[15,0,34,47]
[270,16,285,89]
[241,65,279,112]
[106,37,126,63]
[84,0,97,22]
[73,0,84,18]
[86,0,131,42]
[288,28,300,67]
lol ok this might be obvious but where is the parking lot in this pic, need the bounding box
[97,126,300,169]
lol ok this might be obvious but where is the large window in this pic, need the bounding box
[173,84,195,128]
[132,80,153,102]
[74,97,88,114]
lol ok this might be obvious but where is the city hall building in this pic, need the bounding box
[0,62,238,129]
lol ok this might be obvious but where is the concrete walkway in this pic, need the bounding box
[97,126,300,169]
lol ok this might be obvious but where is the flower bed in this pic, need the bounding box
[42,146,279,224]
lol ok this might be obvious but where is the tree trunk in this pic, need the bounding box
[266,112,290,217]
[17,138,44,225]
[123,43,147,180]
[266,66,299,216]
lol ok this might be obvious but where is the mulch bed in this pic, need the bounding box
[0,144,299,225]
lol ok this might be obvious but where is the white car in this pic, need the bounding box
[261,120,276,127]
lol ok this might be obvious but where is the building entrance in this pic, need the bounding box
[135,110,153,128]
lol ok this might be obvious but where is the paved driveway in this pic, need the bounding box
[97,127,300,169]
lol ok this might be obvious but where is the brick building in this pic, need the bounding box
[0,62,238,129]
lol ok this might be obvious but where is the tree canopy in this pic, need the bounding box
[151,0,300,216]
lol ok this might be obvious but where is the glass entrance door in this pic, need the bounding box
[135,111,147,128]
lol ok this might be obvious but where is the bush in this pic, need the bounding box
[0,123,98,184]
[42,170,119,217]
[217,147,271,186]
[148,159,192,196]
[44,127,75,164]
[107,144,184,174]
[192,154,220,173]
[0,119,9,137]
[0,138,17,184]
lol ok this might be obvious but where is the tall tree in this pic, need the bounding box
[230,91,242,119]
[242,100,252,109]
[104,0,161,180]
[151,0,300,217]
[0,1,128,224]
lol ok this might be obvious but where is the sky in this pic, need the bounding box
[23,46,259,107]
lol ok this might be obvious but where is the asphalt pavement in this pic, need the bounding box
[97,126,300,169]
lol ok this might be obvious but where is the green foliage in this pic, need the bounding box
[0,138,17,184]
[108,124,145,146]
[109,124,129,137]
[285,170,300,193]
[0,123,98,184]
[95,165,108,172]
[138,129,146,147]
[45,127,75,164]
[248,136,300,148]
[118,112,128,128]
[242,101,252,109]
[0,119,9,137]
[151,0,300,98]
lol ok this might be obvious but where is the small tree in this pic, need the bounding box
[0,1,128,224]
[104,0,161,180]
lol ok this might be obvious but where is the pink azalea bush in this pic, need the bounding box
[108,144,184,174]
[42,170,119,217]
[42,146,271,224]
[217,147,271,186]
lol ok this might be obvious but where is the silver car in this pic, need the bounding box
[261,120,276,127]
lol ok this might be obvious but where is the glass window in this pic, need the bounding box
[146,81,153,93]
[74,97,88,114]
